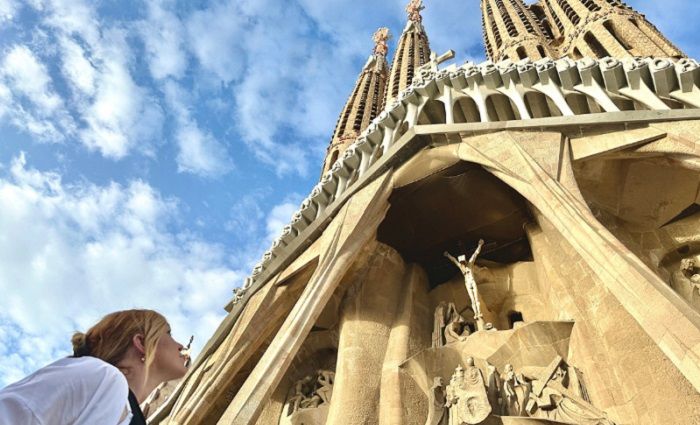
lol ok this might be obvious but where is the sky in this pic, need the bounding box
[0,0,699,386]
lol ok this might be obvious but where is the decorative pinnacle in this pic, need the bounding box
[406,0,425,23]
[373,27,391,57]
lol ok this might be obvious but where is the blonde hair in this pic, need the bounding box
[71,309,168,376]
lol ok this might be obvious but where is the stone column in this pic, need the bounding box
[326,244,406,425]
[378,264,430,425]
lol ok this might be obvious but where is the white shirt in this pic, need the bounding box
[0,356,132,425]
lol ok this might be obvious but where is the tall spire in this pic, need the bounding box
[535,0,684,59]
[385,0,432,106]
[321,28,391,176]
[481,0,555,62]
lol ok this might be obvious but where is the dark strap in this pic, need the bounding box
[128,390,147,425]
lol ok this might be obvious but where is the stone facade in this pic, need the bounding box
[148,1,700,424]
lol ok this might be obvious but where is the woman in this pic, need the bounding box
[0,309,189,424]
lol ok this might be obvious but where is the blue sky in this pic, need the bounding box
[0,0,698,386]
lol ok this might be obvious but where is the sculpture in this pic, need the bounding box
[406,0,424,23]
[519,357,617,425]
[181,335,194,368]
[446,357,491,425]
[681,258,700,294]
[373,28,391,57]
[433,302,470,348]
[284,370,335,416]
[315,369,335,404]
[500,364,529,416]
[486,364,501,413]
[444,240,486,330]
[426,377,448,425]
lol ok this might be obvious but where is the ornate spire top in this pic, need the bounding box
[373,28,391,57]
[406,0,425,23]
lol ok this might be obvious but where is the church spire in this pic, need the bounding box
[481,0,555,62]
[385,0,432,106]
[321,28,391,176]
[535,0,684,59]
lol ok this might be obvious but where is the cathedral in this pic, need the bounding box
[147,0,700,424]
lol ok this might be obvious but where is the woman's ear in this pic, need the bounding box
[132,333,146,357]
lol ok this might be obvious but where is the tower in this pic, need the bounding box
[481,0,555,63]
[321,28,391,176]
[385,0,432,106]
[536,0,684,59]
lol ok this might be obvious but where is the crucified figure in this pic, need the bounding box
[444,239,485,330]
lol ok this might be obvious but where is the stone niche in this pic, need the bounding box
[260,156,700,425]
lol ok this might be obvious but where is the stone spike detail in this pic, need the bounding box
[531,0,685,60]
[385,0,432,106]
[481,0,555,63]
[321,29,391,176]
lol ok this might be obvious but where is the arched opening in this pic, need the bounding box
[602,20,633,51]
[508,311,525,328]
[517,46,528,60]
[536,45,546,59]
[584,31,611,58]
[417,99,447,125]
[565,93,592,115]
[329,149,340,167]
[524,92,562,118]
[453,97,481,124]
[485,94,521,121]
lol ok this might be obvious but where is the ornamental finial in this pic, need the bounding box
[406,0,425,23]
[373,27,391,57]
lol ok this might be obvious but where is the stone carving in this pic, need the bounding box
[426,377,448,425]
[285,370,336,416]
[433,302,470,348]
[486,364,500,413]
[517,357,616,425]
[373,28,391,57]
[444,240,486,330]
[500,364,529,416]
[446,357,491,425]
[406,0,424,23]
[181,335,194,368]
[681,258,700,294]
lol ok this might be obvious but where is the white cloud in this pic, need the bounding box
[58,36,96,97]
[0,45,75,142]
[185,2,246,84]
[265,194,303,243]
[140,1,188,81]
[0,154,241,386]
[2,45,62,115]
[20,0,165,159]
[164,81,232,177]
[78,33,164,159]
[0,0,18,22]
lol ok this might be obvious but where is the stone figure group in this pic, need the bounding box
[432,302,471,348]
[426,356,616,425]
[285,370,335,416]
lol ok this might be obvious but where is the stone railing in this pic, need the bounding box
[227,55,700,311]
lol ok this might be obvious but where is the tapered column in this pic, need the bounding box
[326,244,406,425]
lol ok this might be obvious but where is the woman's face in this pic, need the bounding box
[152,326,188,382]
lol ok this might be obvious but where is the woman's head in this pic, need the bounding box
[72,309,187,383]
